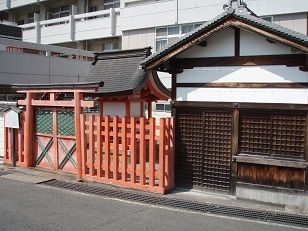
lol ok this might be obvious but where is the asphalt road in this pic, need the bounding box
[0,178,305,231]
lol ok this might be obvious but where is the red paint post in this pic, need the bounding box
[140,117,146,185]
[89,114,94,176]
[149,117,155,186]
[24,92,34,168]
[74,91,83,180]
[97,114,102,178]
[105,116,110,178]
[122,117,127,182]
[52,108,58,171]
[80,113,86,176]
[131,117,136,183]
[165,118,170,187]
[159,118,165,188]
[113,116,119,180]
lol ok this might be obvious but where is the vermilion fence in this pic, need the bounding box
[81,115,175,193]
[4,112,175,194]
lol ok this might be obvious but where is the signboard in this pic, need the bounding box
[4,108,20,129]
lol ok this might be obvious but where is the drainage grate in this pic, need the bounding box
[40,179,308,228]
[0,170,13,177]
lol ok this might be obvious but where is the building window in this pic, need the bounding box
[104,0,120,10]
[261,16,273,23]
[155,23,203,51]
[50,5,70,19]
[89,6,98,12]
[155,103,171,112]
[103,42,119,51]
[27,11,40,23]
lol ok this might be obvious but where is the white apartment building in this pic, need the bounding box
[0,0,307,115]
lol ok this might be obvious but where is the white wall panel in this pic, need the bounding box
[177,66,308,83]
[40,23,70,45]
[121,0,177,30]
[177,88,308,104]
[130,102,141,117]
[103,102,126,117]
[178,0,308,24]
[177,28,235,58]
[240,30,293,56]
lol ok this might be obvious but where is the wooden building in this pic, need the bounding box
[141,1,308,207]
[86,47,170,117]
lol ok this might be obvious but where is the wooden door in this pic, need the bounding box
[176,109,232,193]
[34,108,76,173]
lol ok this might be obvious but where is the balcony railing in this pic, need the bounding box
[20,8,121,44]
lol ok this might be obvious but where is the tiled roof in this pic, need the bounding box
[141,11,308,68]
[87,48,152,96]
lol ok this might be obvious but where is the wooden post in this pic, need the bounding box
[149,117,155,186]
[147,101,152,118]
[122,117,127,182]
[305,112,308,191]
[159,118,165,188]
[113,116,119,180]
[231,108,239,195]
[80,113,86,176]
[89,114,94,176]
[140,117,146,185]
[52,108,58,171]
[24,92,34,168]
[169,117,175,189]
[125,101,130,117]
[165,118,170,187]
[131,117,136,183]
[105,116,110,179]
[74,91,83,180]
[97,114,102,178]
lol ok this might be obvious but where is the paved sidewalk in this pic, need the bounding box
[0,164,305,216]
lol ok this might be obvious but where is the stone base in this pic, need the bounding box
[236,186,308,209]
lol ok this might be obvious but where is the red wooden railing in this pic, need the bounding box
[4,112,175,193]
[81,115,175,193]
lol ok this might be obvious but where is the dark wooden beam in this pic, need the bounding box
[171,73,177,101]
[235,155,307,169]
[230,109,239,195]
[173,101,308,111]
[173,54,307,69]
[300,66,308,72]
[176,82,308,88]
[234,28,240,57]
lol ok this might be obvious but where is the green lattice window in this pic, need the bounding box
[35,110,53,134]
[57,111,75,136]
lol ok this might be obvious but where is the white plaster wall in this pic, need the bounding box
[0,114,4,158]
[0,51,91,84]
[130,102,141,117]
[177,28,235,58]
[103,102,126,117]
[177,88,308,104]
[240,30,294,56]
[177,66,308,83]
